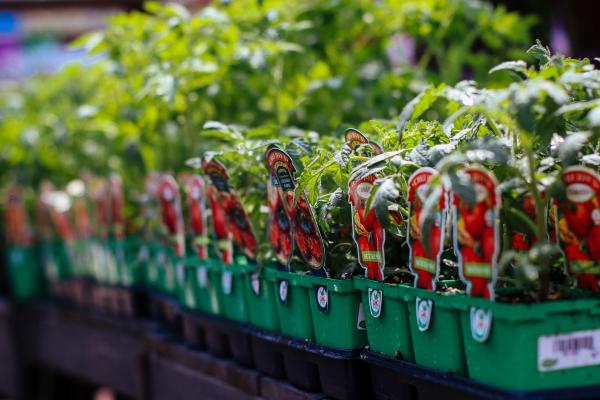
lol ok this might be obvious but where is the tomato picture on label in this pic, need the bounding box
[157,175,186,257]
[556,166,600,291]
[453,165,500,300]
[185,174,209,260]
[407,167,447,290]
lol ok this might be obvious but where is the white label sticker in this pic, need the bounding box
[222,270,233,295]
[197,267,208,288]
[538,329,600,372]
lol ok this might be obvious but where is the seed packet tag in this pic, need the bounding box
[346,129,386,281]
[555,166,600,290]
[109,174,125,240]
[356,302,366,330]
[158,175,186,257]
[250,273,261,296]
[315,285,329,313]
[222,270,233,295]
[470,307,492,343]
[453,166,500,300]
[202,159,258,263]
[538,329,600,372]
[278,279,289,304]
[186,175,209,260]
[407,167,447,290]
[265,146,327,276]
[415,297,433,332]
[5,184,33,246]
[367,287,383,318]
[197,266,208,288]
[267,176,294,270]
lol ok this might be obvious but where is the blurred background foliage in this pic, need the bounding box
[1,0,536,204]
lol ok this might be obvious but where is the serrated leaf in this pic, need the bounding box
[526,40,551,65]
[558,131,591,164]
[582,154,600,166]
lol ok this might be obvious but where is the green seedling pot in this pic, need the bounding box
[354,276,414,361]
[183,257,222,315]
[244,266,280,332]
[272,269,315,341]
[6,245,43,301]
[122,238,143,286]
[216,261,250,323]
[46,240,72,282]
[406,285,467,374]
[296,274,367,349]
[459,294,600,391]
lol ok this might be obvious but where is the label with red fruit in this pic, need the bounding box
[5,184,33,246]
[556,166,600,291]
[158,175,186,258]
[453,166,500,300]
[265,146,327,276]
[346,129,386,281]
[93,179,110,241]
[186,174,209,260]
[407,167,447,291]
[202,158,258,262]
[267,176,294,270]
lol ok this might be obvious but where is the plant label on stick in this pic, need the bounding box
[109,174,125,240]
[185,174,209,260]
[556,166,600,291]
[265,146,327,276]
[267,175,294,270]
[407,167,447,290]
[202,158,258,263]
[5,184,33,246]
[453,166,500,300]
[158,175,186,258]
[346,129,386,282]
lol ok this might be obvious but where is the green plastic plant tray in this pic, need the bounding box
[296,274,367,349]
[244,266,280,332]
[272,269,315,341]
[354,276,414,361]
[6,245,43,301]
[47,241,72,282]
[182,257,222,315]
[460,294,600,391]
[406,285,467,374]
[216,261,250,323]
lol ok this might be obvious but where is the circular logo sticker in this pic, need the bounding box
[251,275,260,296]
[470,307,493,343]
[368,288,382,318]
[316,286,329,310]
[197,267,207,288]
[278,280,288,303]
[222,271,233,295]
[416,297,433,332]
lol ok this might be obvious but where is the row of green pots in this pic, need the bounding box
[354,276,600,391]
[11,238,600,392]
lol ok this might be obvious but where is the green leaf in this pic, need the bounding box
[489,60,528,80]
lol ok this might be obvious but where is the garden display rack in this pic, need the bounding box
[2,1,600,398]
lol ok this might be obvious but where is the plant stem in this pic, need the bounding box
[524,135,549,298]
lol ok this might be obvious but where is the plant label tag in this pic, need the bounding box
[158,175,186,258]
[186,174,209,260]
[346,129,387,281]
[315,285,329,312]
[176,260,185,286]
[266,146,327,276]
[356,302,366,330]
[197,266,208,288]
[407,167,447,291]
[367,288,383,318]
[538,329,600,372]
[278,279,289,304]
[470,307,492,343]
[109,174,125,240]
[222,270,233,295]
[555,166,600,290]
[415,297,433,332]
[250,273,260,296]
[267,176,293,270]
[203,159,258,263]
[453,166,500,300]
